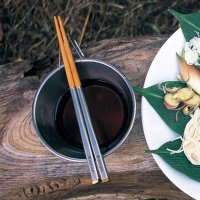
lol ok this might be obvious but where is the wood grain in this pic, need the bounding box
[0,36,192,200]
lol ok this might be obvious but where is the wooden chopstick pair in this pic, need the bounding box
[54,16,108,184]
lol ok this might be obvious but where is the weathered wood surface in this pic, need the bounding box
[0,36,192,200]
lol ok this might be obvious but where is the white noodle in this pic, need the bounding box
[166,108,200,165]
[183,108,200,165]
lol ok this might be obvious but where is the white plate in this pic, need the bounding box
[142,29,200,200]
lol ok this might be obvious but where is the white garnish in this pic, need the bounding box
[189,37,200,55]
[184,45,199,65]
[184,35,200,66]
[167,136,184,154]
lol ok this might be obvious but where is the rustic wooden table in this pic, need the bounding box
[0,36,192,200]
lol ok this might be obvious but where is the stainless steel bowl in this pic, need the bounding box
[32,58,136,162]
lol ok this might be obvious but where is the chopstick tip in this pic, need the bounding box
[92,179,99,184]
[53,16,57,22]
[102,178,109,183]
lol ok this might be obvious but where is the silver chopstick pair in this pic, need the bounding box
[71,87,108,184]
[59,34,108,184]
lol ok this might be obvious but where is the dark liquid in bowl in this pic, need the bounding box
[56,79,128,149]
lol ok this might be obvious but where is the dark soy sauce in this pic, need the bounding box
[56,79,127,149]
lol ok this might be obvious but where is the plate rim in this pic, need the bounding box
[141,28,200,200]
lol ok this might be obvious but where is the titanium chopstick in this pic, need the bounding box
[54,16,99,184]
[55,16,109,183]
[57,16,108,183]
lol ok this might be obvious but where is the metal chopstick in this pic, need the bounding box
[77,88,108,182]
[67,32,108,182]
[70,88,99,184]
[57,16,109,183]
[54,16,99,184]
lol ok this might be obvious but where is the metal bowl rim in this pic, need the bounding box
[32,58,136,162]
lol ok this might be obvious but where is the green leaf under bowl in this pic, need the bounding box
[169,8,200,41]
[146,139,200,182]
[134,81,190,135]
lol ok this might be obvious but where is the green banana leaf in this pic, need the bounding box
[134,81,190,135]
[168,8,200,41]
[138,10,200,184]
[146,139,200,182]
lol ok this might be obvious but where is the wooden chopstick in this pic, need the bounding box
[58,16,108,182]
[57,16,81,88]
[54,16,99,184]
[54,17,74,89]
[54,16,108,183]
